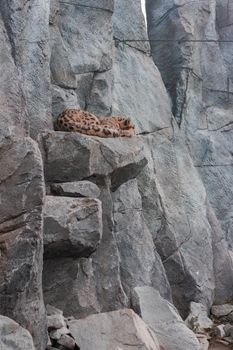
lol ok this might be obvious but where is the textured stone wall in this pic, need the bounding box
[44,0,233,320]
[147,0,233,251]
[0,0,233,349]
[0,1,49,349]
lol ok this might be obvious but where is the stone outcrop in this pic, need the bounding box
[132,286,200,350]
[68,309,160,350]
[43,196,102,258]
[185,302,213,333]
[42,131,147,186]
[0,315,35,350]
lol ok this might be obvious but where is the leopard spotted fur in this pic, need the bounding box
[55,109,136,138]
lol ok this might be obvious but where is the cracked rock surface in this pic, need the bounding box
[132,286,200,350]
[43,196,103,258]
[68,308,160,350]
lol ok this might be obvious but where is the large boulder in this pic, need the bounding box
[68,309,160,350]
[0,315,35,350]
[41,131,147,185]
[44,196,102,258]
[132,286,200,350]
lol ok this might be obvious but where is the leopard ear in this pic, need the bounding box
[124,118,130,126]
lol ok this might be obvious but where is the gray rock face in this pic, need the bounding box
[137,133,216,316]
[43,256,102,318]
[68,309,160,350]
[43,196,102,258]
[0,315,35,350]
[146,0,233,254]
[0,15,25,140]
[113,0,149,53]
[185,302,213,332]
[0,137,47,350]
[42,132,147,185]
[112,45,173,134]
[112,179,171,301]
[42,143,171,318]
[0,0,52,138]
[50,181,101,198]
[0,1,49,348]
[132,286,200,350]
[111,0,173,134]
[211,304,233,319]
[50,0,114,118]
[206,204,233,304]
[42,0,233,324]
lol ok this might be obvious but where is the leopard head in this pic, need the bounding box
[117,117,135,130]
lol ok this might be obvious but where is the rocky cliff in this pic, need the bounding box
[0,0,233,350]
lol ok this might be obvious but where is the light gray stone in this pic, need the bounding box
[0,315,35,350]
[50,0,114,114]
[46,304,63,316]
[132,286,200,350]
[47,314,66,330]
[44,196,102,258]
[50,181,101,198]
[112,45,173,134]
[185,302,213,332]
[146,0,233,255]
[42,131,147,185]
[138,133,215,316]
[0,16,25,140]
[211,304,233,319]
[206,203,233,304]
[113,0,150,53]
[49,326,70,340]
[51,85,79,122]
[86,70,113,116]
[112,179,172,301]
[0,137,47,350]
[68,309,160,350]
[0,0,52,138]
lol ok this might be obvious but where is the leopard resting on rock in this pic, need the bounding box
[55,109,136,138]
